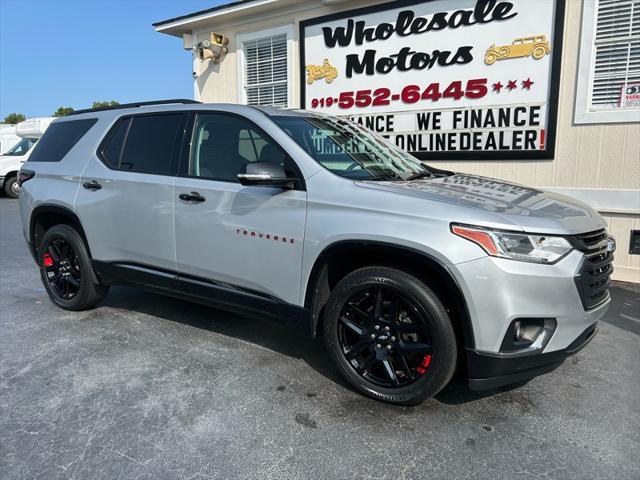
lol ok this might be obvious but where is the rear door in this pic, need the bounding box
[76,112,187,271]
[173,112,306,305]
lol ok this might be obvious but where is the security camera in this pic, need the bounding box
[196,33,229,63]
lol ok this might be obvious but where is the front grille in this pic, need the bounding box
[570,229,614,310]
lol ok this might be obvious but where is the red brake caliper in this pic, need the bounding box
[415,354,432,375]
[42,252,54,268]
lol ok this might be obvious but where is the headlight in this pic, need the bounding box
[451,224,573,264]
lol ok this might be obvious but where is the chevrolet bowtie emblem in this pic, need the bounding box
[606,236,616,253]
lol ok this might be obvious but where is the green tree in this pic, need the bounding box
[52,106,75,117]
[3,113,26,124]
[92,101,120,108]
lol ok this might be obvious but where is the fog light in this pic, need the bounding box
[514,320,544,342]
[500,318,556,354]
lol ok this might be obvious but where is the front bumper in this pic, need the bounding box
[467,322,598,390]
[453,250,610,353]
[450,248,611,389]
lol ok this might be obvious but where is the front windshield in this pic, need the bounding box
[5,138,37,156]
[271,115,431,180]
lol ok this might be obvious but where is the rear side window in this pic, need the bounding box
[27,119,97,163]
[99,114,185,175]
[100,118,130,168]
[102,113,186,175]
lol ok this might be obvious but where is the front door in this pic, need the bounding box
[173,112,306,305]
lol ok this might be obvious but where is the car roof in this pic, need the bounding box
[55,101,316,123]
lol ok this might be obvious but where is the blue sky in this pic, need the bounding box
[0,0,229,119]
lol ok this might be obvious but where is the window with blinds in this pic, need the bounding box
[590,0,639,109]
[243,34,288,107]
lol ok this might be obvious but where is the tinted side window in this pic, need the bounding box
[100,118,130,168]
[120,114,184,175]
[189,113,286,182]
[238,128,269,162]
[27,119,97,163]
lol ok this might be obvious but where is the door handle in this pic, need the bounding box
[82,180,102,191]
[179,191,206,202]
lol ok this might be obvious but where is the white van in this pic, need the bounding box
[0,117,53,198]
[0,124,21,155]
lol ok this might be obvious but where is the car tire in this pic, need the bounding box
[4,175,20,198]
[37,224,109,311]
[323,266,457,406]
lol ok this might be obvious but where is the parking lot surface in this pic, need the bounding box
[1,197,639,479]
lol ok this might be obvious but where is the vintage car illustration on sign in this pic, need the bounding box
[305,59,338,84]
[485,35,552,65]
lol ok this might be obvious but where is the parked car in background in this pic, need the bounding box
[18,100,614,405]
[0,117,53,198]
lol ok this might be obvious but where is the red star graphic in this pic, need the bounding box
[507,80,518,91]
[492,81,503,93]
[522,78,535,90]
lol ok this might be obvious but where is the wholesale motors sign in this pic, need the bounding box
[300,0,565,160]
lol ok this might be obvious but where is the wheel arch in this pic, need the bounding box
[303,240,476,352]
[30,204,92,259]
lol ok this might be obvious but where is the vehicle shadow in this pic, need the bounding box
[600,282,640,337]
[101,286,518,406]
[102,286,353,390]
[434,377,528,405]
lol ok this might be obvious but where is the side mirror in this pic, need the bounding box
[237,162,298,189]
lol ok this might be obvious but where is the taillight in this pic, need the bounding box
[18,170,35,186]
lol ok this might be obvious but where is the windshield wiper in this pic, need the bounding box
[365,174,396,181]
[359,173,405,181]
[406,170,433,180]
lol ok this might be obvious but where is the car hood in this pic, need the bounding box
[355,173,606,235]
[0,154,23,162]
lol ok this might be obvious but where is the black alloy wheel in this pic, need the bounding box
[38,224,109,311]
[324,267,457,405]
[338,287,433,388]
[42,238,82,300]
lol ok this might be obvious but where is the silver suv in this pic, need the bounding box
[18,100,614,405]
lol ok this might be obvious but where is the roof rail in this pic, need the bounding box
[67,99,201,116]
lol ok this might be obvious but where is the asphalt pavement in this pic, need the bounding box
[1,197,638,479]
